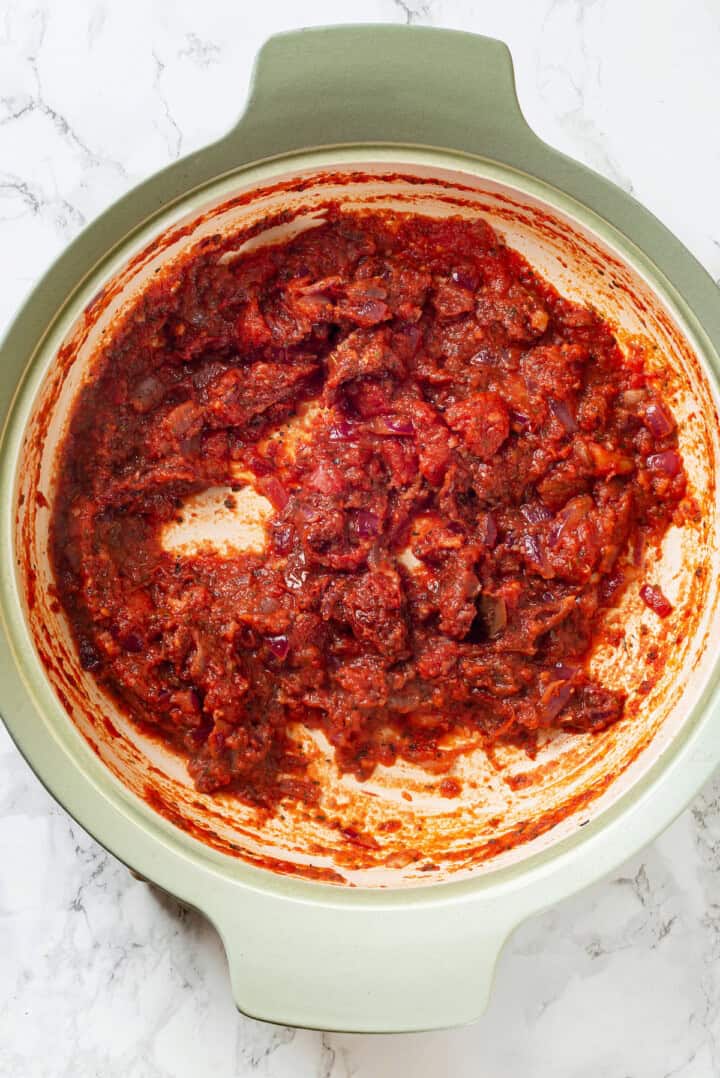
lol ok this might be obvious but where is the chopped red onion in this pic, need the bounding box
[259,475,289,510]
[600,570,626,604]
[387,417,415,435]
[646,450,682,476]
[266,634,290,659]
[284,551,308,591]
[246,449,271,477]
[510,411,531,430]
[208,729,226,753]
[273,521,294,555]
[549,397,578,433]
[521,501,553,525]
[644,401,675,438]
[540,680,574,722]
[521,532,549,573]
[328,419,357,441]
[354,510,380,538]
[369,417,415,437]
[308,461,343,495]
[548,520,562,549]
[355,298,390,323]
[640,584,673,618]
[548,496,593,549]
[479,512,498,548]
[295,502,319,522]
[469,347,496,367]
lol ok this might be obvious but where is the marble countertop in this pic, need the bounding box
[1,1,719,1074]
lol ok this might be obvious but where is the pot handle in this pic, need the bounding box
[220,25,537,166]
[209,884,520,1031]
[204,27,531,1032]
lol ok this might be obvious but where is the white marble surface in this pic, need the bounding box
[1,0,719,1073]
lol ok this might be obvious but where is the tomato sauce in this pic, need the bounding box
[50,209,687,806]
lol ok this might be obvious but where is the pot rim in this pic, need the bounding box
[1,144,720,913]
[2,24,720,1031]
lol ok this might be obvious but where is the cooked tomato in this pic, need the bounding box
[50,210,686,805]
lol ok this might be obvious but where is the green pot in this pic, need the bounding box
[1,26,719,1032]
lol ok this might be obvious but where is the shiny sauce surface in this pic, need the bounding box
[51,210,687,806]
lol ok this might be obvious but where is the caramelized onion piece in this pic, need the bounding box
[644,401,675,438]
[646,450,682,476]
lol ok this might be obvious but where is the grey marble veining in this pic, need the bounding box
[1,1,719,1074]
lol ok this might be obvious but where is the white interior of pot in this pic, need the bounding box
[16,163,720,887]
